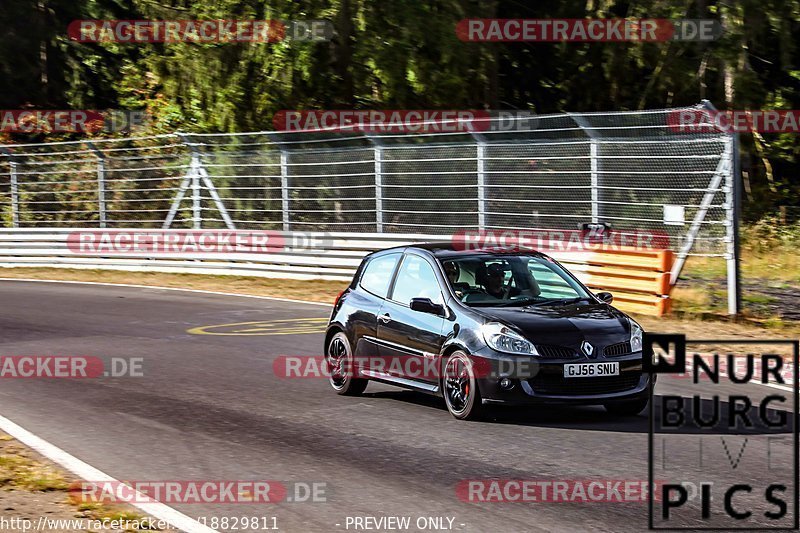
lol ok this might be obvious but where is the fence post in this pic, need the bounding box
[280,150,290,231]
[366,135,383,232]
[190,154,201,229]
[10,160,19,228]
[471,133,487,230]
[175,133,203,230]
[568,113,600,223]
[88,142,106,228]
[589,140,599,223]
[727,133,742,316]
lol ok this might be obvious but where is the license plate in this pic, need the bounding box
[563,361,619,378]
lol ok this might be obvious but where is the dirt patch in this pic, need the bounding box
[677,274,800,323]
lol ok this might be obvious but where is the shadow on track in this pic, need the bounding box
[364,390,793,435]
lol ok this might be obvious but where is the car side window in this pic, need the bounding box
[390,255,444,306]
[359,253,401,298]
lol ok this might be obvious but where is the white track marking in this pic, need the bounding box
[0,414,218,533]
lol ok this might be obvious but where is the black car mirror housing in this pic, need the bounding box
[596,291,614,303]
[410,297,446,316]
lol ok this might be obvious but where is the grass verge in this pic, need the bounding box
[0,432,173,531]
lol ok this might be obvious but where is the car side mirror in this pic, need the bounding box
[596,292,613,304]
[410,297,446,316]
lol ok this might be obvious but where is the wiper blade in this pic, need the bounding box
[528,296,590,307]
[493,298,540,307]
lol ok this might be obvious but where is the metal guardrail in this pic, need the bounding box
[0,228,675,315]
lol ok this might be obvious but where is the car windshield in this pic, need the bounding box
[441,254,592,307]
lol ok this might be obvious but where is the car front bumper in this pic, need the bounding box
[471,348,651,406]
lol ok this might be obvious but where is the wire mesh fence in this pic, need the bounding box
[0,103,736,269]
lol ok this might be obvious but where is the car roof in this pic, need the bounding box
[371,242,548,261]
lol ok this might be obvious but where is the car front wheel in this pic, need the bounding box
[326,332,368,396]
[442,351,483,420]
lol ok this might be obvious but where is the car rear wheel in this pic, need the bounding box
[326,332,368,396]
[442,351,483,420]
[604,397,648,416]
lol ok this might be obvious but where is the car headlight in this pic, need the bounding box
[629,318,643,352]
[482,322,539,355]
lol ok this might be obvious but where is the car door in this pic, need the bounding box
[351,252,402,362]
[376,253,447,387]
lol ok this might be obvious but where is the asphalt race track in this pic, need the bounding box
[0,280,795,532]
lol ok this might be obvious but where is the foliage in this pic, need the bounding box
[0,0,798,218]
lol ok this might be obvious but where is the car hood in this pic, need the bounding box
[476,302,631,348]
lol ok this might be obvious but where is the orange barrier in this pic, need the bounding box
[550,247,674,316]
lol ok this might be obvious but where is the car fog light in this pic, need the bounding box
[499,377,514,390]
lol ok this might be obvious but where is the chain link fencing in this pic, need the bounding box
[0,102,739,310]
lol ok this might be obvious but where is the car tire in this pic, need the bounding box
[326,332,368,396]
[603,397,648,416]
[442,351,484,420]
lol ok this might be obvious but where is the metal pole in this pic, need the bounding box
[191,154,201,229]
[476,141,487,230]
[198,166,235,230]
[590,140,599,223]
[280,151,290,231]
[177,133,203,230]
[10,160,19,228]
[727,133,742,316]
[88,143,107,228]
[568,113,601,224]
[372,142,383,233]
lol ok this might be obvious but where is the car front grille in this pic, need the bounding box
[603,341,633,357]
[535,345,579,359]
[527,371,642,396]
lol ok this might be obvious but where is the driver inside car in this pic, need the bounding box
[482,263,521,300]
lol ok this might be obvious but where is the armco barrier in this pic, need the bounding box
[0,229,673,316]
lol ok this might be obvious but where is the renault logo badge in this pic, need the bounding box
[581,341,595,357]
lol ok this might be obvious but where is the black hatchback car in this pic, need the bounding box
[324,243,649,420]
